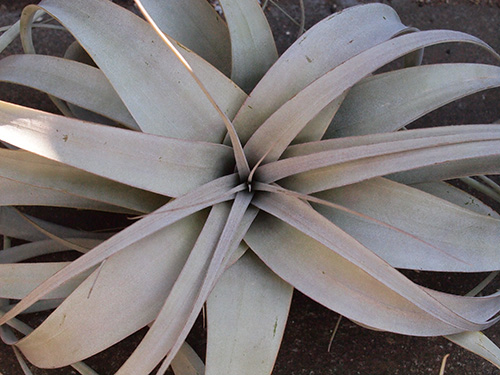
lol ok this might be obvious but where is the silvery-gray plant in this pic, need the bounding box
[1,0,500,374]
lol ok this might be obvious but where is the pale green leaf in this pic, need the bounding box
[171,342,205,375]
[118,192,253,375]
[0,173,243,327]
[258,125,500,194]
[0,101,234,197]
[23,0,246,140]
[0,54,139,130]
[412,181,500,218]
[219,0,277,92]
[329,63,500,137]
[206,251,293,375]
[446,331,500,370]
[243,30,498,166]
[233,3,409,144]
[314,177,500,272]
[16,212,206,368]
[0,262,93,300]
[248,192,500,335]
[0,149,165,213]
[139,0,231,76]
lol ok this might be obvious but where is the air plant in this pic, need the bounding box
[1,0,500,374]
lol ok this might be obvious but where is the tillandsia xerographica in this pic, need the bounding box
[1,0,500,374]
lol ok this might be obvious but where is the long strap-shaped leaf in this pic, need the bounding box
[412,181,500,217]
[0,174,244,327]
[243,30,499,166]
[206,251,293,375]
[22,0,247,140]
[329,63,500,137]
[171,342,206,375]
[0,238,102,263]
[0,101,234,197]
[0,310,100,375]
[139,0,231,76]
[16,211,207,368]
[0,54,139,130]
[0,262,93,300]
[314,177,500,272]
[0,149,165,213]
[257,125,500,193]
[447,332,500,370]
[0,207,106,243]
[219,0,278,92]
[116,192,253,375]
[249,192,500,334]
[232,3,408,144]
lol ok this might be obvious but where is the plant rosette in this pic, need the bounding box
[1,1,500,374]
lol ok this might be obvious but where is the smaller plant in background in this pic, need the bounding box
[0,0,500,374]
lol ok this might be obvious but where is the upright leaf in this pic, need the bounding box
[219,0,278,92]
[22,0,246,140]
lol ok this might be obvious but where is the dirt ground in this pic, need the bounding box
[1,0,500,374]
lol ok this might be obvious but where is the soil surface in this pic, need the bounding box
[1,0,500,374]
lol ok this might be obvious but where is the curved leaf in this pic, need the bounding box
[0,207,106,243]
[0,174,242,327]
[314,178,500,272]
[412,181,500,218]
[16,212,206,368]
[447,332,500,370]
[233,3,409,144]
[248,192,500,335]
[329,63,500,137]
[23,0,246,140]
[243,30,498,166]
[116,193,253,375]
[258,125,500,194]
[171,342,205,375]
[0,54,139,130]
[0,238,103,264]
[0,262,92,300]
